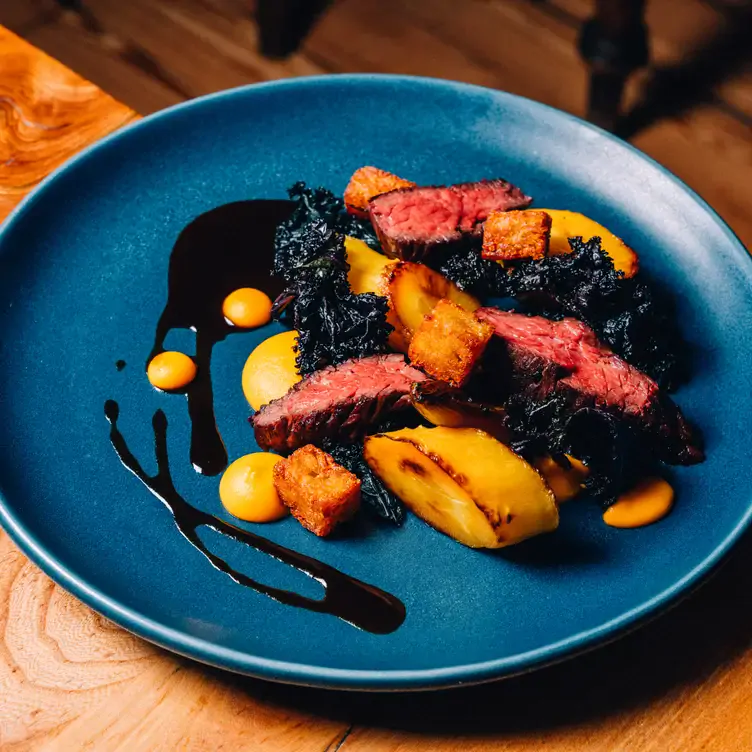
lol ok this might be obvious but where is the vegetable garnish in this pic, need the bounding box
[437,236,683,390]
[432,243,509,298]
[272,220,393,375]
[504,392,656,507]
[504,236,684,390]
[274,182,378,280]
[324,439,405,525]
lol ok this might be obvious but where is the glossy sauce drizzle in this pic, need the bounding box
[104,400,405,634]
[148,200,293,476]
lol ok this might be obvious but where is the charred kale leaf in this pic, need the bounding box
[274,182,378,278]
[504,237,684,390]
[504,392,656,506]
[434,235,683,388]
[429,241,510,299]
[272,220,392,375]
[323,440,405,525]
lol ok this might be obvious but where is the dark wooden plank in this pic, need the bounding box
[0,0,57,35]
[544,0,752,119]
[141,0,327,80]
[303,0,504,89]
[60,0,328,101]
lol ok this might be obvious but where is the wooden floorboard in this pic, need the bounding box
[1,0,750,245]
[151,0,326,80]
[85,0,263,98]
[548,0,752,119]
[0,0,56,35]
[25,17,185,115]
[304,0,505,90]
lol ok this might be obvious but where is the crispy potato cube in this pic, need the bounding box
[273,445,361,537]
[384,261,479,353]
[344,166,415,217]
[408,299,493,387]
[482,210,552,261]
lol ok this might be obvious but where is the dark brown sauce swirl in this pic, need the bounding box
[104,400,406,634]
[148,200,294,476]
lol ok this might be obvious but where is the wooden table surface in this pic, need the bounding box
[1,25,752,752]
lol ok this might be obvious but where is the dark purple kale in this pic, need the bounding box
[274,182,379,278]
[428,241,511,299]
[503,237,683,390]
[323,440,405,525]
[503,391,657,507]
[272,220,392,375]
[435,236,683,389]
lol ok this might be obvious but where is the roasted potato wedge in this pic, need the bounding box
[365,434,498,548]
[345,237,480,352]
[408,299,494,387]
[539,209,638,277]
[534,455,589,503]
[410,380,509,441]
[364,427,558,548]
[345,236,395,296]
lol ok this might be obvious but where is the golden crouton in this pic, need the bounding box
[482,210,552,261]
[408,299,494,387]
[273,445,361,537]
[344,166,416,217]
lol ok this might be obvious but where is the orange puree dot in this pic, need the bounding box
[222,288,272,328]
[219,453,287,523]
[603,477,674,529]
[147,351,197,391]
[242,330,301,411]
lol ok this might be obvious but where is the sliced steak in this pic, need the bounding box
[368,179,532,261]
[476,308,703,465]
[251,354,427,452]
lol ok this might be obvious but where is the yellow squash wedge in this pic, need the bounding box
[540,209,639,277]
[365,426,558,548]
[345,236,479,351]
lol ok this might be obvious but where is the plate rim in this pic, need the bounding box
[0,73,750,691]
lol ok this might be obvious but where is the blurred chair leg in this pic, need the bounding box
[579,0,649,132]
[256,0,332,59]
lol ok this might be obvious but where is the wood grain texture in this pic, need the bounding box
[1,14,752,752]
[26,18,186,116]
[0,26,136,218]
[0,529,348,751]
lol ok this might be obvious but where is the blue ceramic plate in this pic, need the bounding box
[0,76,750,691]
